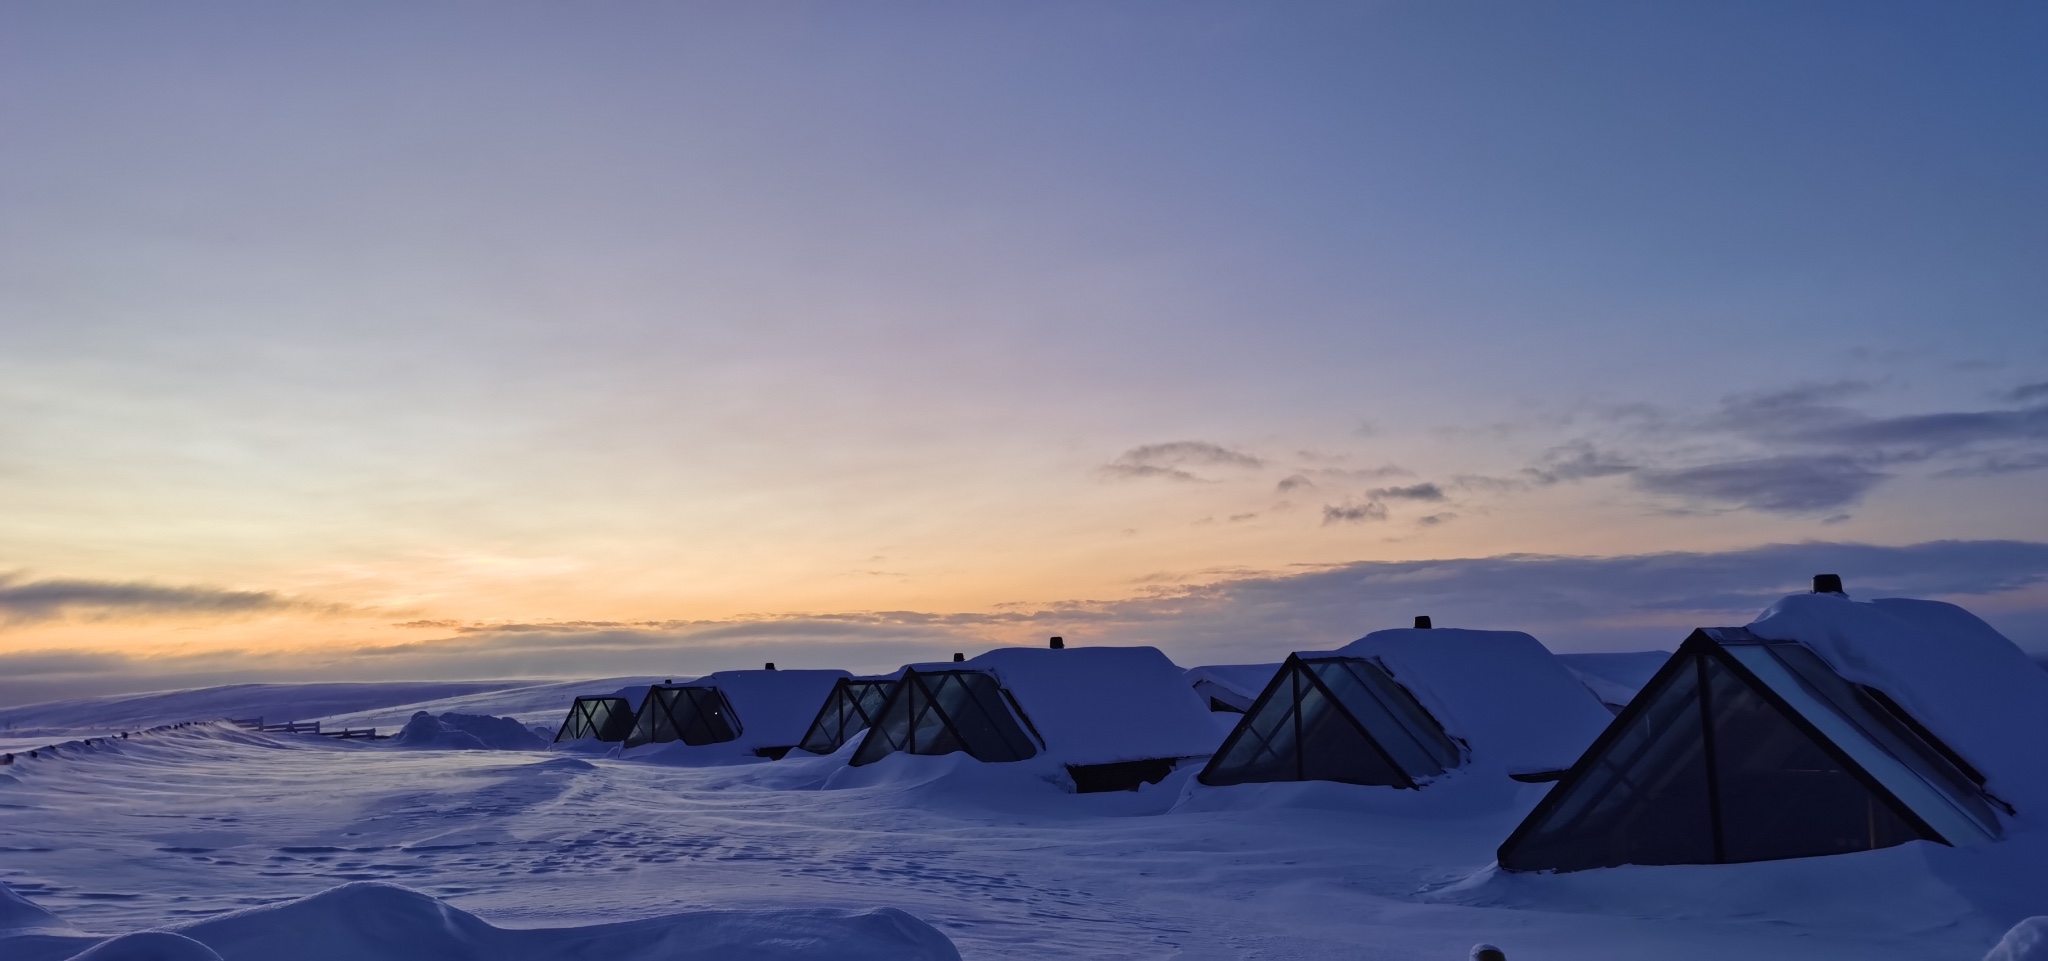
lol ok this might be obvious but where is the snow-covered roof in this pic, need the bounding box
[620,669,848,758]
[1300,628,1615,776]
[1747,592,2048,828]
[697,669,850,749]
[947,646,1220,767]
[1556,651,1671,709]
[1184,664,1280,711]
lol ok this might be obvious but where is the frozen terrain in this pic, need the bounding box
[0,679,2039,960]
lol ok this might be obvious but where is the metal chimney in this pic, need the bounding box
[1050,636,1065,650]
[764,662,777,671]
[1414,616,1433,630]
[1813,574,1844,595]
[952,652,965,662]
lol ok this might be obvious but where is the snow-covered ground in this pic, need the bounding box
[0,678,2039,960]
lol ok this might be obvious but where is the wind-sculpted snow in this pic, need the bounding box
[0,881,959,961]
[1,878,83,938]
[59,931,223,961]
[0,699,2038,958]
[1986,918,2048,961]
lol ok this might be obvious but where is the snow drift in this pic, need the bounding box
[0,880,959,961]
[389,712,548,751]
[1986,918,2048,961]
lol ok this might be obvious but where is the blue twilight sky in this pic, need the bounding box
[2,3,2047,702]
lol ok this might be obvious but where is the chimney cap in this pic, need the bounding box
[1050,636,1065,650]
[764,662,777,671]
[1813,574,1845,595]
[1414,615,1433,630]
[952,652,965,662]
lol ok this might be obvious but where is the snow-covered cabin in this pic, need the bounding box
[847,643,1221,792]
[1556,651,1672,713]
[1185,664,1281,714]
[1498,576,2048,873]
[623,668,849,761]
[795,676,899,755]
[1197,621,1613,790]
[551,695,636,743]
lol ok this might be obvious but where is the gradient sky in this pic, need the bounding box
[4,3,2047,703]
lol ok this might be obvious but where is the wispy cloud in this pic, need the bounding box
[1321,502,1389,524]
[1632,455,1887,513]
[2004,382,2048,404]
[7,540,2048,706]
[1367,482,1446,502]
[0,574,317,626]
[1102,441,1264,482]
[1459,384,2048,517]
[1522,441,1638,485]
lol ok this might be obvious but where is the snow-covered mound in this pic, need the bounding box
[1,881,959,961]
[969,645,1220,766]
[0,682,526,737]
[1345,627,1613,776]
[1986,918,2048,961]
[1,880,83,939]
[389,712,547,751]
[1748,593,2048,829]
[66,931,224,961]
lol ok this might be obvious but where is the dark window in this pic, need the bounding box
[1748,643,2000,834]
[626,686,741,748]
[798,680,898,755]
[1309,659,1461,777]
[1498,654,1717,872]
[1198,656,1450,788]
[1500,638,1960,873]
[849,670,1038,766]
[555,696,634,743]
[1702,656,1930,863]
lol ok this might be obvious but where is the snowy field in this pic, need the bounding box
[1,680,2041,960]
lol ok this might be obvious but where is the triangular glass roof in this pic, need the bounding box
[554,695,635,743]
[797,679,898,755]
[1198,655,1463,788]
[848,670,1040,766]
[625,685,743,749]
[1498,628,2003,872]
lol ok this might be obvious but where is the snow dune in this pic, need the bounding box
[2,880,959,961]
[1,721,2034,959]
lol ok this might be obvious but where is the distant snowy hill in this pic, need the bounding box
[0,682,528,736]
